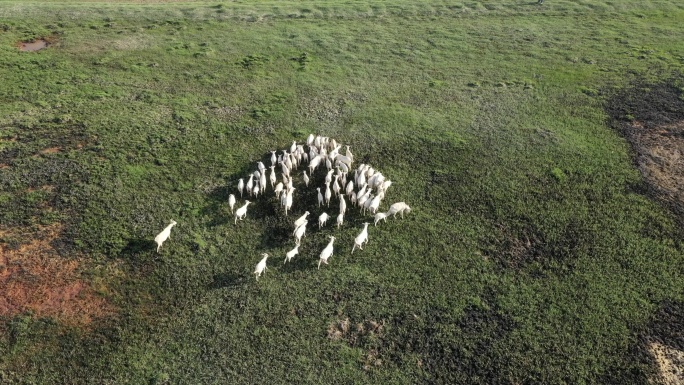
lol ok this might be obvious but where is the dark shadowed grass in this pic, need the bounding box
[1,0,684,383]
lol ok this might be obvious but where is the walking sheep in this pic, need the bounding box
[351,223,370,253]
[234,201,251,224]
[319,212,329,228]
[228,194,236,213]
[238,178,244,198]
[294,220,307,245]
[254,253,269,281]
[284,245,299,264]
[318,236,336,269]
[154,220,177,253]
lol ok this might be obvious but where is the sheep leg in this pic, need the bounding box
[352,244,356,254]
[318,259,322,269]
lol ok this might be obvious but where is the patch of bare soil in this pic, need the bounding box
[649,341,684,385]
[627,120,684,212]
[0,223,114,326]
[606,75,684,218]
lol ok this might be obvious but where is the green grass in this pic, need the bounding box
[1,0,684,383]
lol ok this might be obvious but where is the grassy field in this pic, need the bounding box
[1,0,684,383]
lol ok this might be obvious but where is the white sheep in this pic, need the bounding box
[270,150,277,166]
[280,160,290,178]
[284,188,295,216]
[307,133,315,146]
[388,202,411,218]
[294,211,310,232]
[368,195,382,214]
[228,194,236,213]
[284,244,299,264]
[317,187,324,207]
[294,220,307,245]
[238,178,244,198]
[290,140,297,154]
[254,253,269,281]
[154,220,177,253]
[351,223,370,253]
[234,201,251,224]
[319,212,329,228]
[345,145,353,163]
[325,182,332,207]
[269,165,276,188]
[339,194,347,215]
[325,169,334,185]
[332,175,341,197]
[302,171,310,187]
[318,236,336,269]
[246,174,254,197]
[346,181,354,197]
[257,161,266,174]
[374,212,387,226]
[336,212,344,228]
[274,182,284,199]
[253,185,260,198]
[362,194,375,214]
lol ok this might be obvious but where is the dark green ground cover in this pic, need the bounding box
[1,0,684,383]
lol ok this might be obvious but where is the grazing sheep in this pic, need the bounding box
[380,180,392,191]
[253,184,260,198]
[351,223,370,253]
[228,194,236,213]
[339,194,347,215]
[317,187,324,207]
[257,161,266,174]
[271,150,277,167]
[307,133,315,146]
[254,253,269,281]
[294,220,307,245]
[318,236,336,269]
[290,140,297,154]
[336,212,344,228]
[325,169,334,185]
[388,202,411,218]
[294,211,310,231]
[319,212,329,228]
[238,178,244,198]
[154,220,177,253]
[234,201,251,224]
[284,244,299,264]
[374,212,387,226]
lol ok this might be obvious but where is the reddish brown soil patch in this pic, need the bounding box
[39,146,62,155]
[0,223,114,326]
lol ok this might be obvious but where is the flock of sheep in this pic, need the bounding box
[154,134,411,280]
